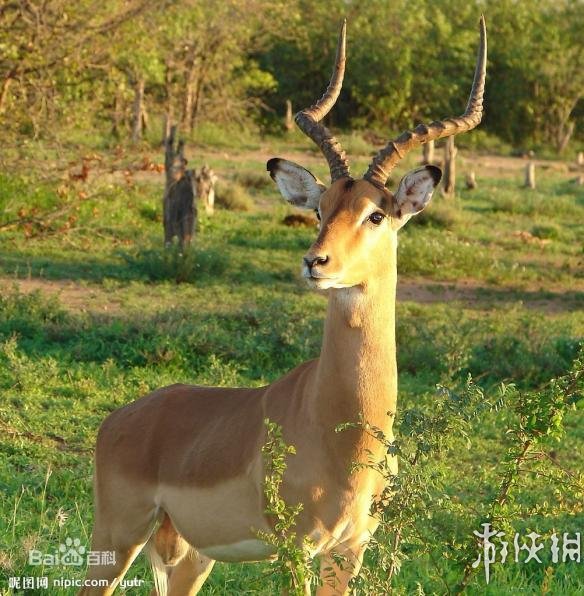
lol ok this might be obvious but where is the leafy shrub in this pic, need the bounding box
[138,203,160,222]
[339,132,376,156]
[258,420,317,594]
[397,304,582,389]
[215,181,254,211]
[235,170,272,190]
[0,289,67,340]
[531,223,560,240]
[342,353,584,594]
[410,201,460,230]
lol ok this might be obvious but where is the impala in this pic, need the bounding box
[81,17,486,596]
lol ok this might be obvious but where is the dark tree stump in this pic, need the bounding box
[163,126,196,250]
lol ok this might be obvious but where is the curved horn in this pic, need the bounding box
[364,15,487,188]
[295,19,350,182]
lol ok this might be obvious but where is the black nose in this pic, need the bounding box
[304,255,329,270]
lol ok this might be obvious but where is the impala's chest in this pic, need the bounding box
[305,478,383,555]
[294,455,396,556]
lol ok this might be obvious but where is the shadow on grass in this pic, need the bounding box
[0,290,323,384]
[0,245,300,287]
[1,288,581,392]
[397,281,584,313]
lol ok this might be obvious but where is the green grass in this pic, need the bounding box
[0,137,583,594]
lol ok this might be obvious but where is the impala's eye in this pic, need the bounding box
[315,209,321,222]
[368,212,385,225]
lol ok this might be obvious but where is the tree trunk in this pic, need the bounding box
[131,78,145,143]
[576,152,583,167]
[0,75,13,115]
[442,137,457,198]
[182,61,196,132]
[285,99,293,132]
[111,82,123,138]
[163,62,174,145]
[191,65,207,130]
[141,101,149,132]
[164,125,177,189]
[524,162,536,189]
[422,139,435,165]
[557,121,575,154]
[465,170,477,190]
[162,113,172,148]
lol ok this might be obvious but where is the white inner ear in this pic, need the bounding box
[269,159,326,209]
[394,167,438,219]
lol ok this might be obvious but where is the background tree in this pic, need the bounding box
[1,0,582,152]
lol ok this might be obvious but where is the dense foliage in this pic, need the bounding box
[1,0,582,151]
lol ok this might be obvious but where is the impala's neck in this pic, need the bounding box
[313,246,398,438]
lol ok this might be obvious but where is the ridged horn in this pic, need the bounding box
[295,19,351,182]
[364,15,487,188]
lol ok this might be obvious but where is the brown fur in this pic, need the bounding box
[97,384,264,488]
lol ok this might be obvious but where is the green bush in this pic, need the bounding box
[215,181,255,211]
[138,203,160,223]
[531,222,560,240]
[338,132,376,156]
[411,201,460,230]
[234,170,272,191]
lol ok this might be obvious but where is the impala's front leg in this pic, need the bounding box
[317,544,367,596]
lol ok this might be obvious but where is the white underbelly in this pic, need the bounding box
[199,539,277,562]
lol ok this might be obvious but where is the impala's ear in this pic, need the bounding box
[391,165,442,229]
[267,158,327,210]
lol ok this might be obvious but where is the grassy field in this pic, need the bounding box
[0,132,583,594]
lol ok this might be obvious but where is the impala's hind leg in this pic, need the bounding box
[148,514,215,596]
[78,511,155,595]
[166,552,215,595]
[79,474,159,595]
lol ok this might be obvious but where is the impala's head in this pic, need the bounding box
[268,17,487,290]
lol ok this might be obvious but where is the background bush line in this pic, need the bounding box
[1,0,583,154]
